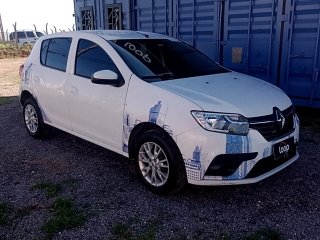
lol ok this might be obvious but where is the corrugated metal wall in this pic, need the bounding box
[222,0,281,84]
[280,0,320,107]
[73,0,320,108]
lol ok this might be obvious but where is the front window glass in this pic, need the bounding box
[17,32,26,39]
[26,31,36,38]
[75,39,119,78]
[109,39,228,81]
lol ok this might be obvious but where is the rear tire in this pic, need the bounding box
[134,130,187,194]
[23,98,46,138]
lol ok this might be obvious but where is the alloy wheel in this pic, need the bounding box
[24,104,38,134]
[138,142,170,187]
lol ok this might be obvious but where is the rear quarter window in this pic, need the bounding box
[40,38,72,72]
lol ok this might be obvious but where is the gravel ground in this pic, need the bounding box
[0,99,319,240]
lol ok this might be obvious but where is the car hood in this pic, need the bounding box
[151,72,292,117]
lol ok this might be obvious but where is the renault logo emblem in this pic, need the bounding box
[273,107,285,130]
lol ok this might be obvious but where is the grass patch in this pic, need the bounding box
[111,219,157,240]
[0,97,14,106]
[0,203,40,228]
[0,42,32,59]
[244,228,282,240]
[14,205,39,219]
[112,223,132,239]
[31,182,62,198]
[134,222,156,240]
[0,203,9,225]
[42,198,86,238]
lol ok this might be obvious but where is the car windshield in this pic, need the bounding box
[109,39,229,81]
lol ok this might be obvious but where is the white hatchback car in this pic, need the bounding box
[19,30,299,194]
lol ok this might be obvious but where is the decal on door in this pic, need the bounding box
[149,101,162,123]
[122,101,173,153]
[122,114,142,153]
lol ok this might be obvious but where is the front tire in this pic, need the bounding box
[134,130,187,194]
[23,98,46,138]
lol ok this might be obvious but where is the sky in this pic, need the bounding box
[1,0,75,34]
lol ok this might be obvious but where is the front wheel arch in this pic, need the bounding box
[131,127,187,194]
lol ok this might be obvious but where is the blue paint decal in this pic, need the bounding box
[122,100,172,153]
[149,101,162,124]
[223,134,251,180]
[184,146,203,180]
[122,114,133,153]
[226,134,249,154]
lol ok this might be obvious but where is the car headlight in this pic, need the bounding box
[191,111,249,135]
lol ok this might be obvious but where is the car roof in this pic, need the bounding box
[40,30,177,41]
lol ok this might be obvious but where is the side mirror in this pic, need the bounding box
[91,70,124,87]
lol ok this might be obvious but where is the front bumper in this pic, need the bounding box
[175,114,300,186]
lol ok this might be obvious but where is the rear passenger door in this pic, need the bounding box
[33,37,72,130]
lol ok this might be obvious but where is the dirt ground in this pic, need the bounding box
[0,58,26,97]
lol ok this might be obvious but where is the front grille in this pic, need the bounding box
[248,106,295,141]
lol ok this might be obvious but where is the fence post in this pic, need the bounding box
[13,22,17,45]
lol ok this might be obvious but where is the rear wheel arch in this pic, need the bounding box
[20,90,34,106]
[22,97,46,138]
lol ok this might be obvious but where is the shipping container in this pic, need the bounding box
[73,0,320,108]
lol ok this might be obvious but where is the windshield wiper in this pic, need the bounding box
[140,73,175,80]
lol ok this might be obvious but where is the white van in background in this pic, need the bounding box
[9,30,40,45]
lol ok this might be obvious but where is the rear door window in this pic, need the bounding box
[40,38,72,72]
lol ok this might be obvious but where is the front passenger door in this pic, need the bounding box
[67,38,128,152]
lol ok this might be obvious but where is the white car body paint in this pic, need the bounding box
[19,30,300,187]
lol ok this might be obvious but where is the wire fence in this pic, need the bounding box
[0,31,9,41]
[0,23,75,42]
